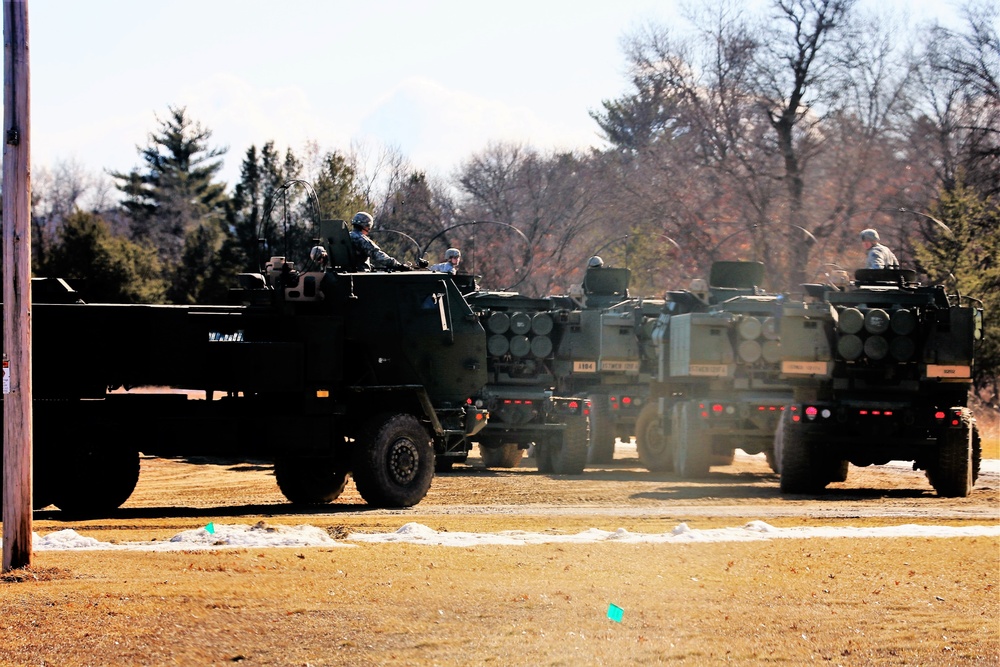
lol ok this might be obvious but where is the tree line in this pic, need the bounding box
[12,0,1000,398]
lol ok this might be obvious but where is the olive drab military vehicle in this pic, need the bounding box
[636,261,792,475]
[550,265,663,464]
[0,218,489,515]
[775,268,984,497]
[462,291,590,474]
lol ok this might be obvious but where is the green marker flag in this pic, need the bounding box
[607,603,623,623]
[205,522,216,535]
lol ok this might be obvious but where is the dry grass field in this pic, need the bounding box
[1,439,998,666]
[1,536,997,666]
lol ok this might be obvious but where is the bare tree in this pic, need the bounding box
[454,143,609,295]
[31,158,113,270]
[913,1,999,199]
[592,0,943,289]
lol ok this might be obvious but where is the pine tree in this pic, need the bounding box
[313,150,367,222]
[110,106,229,276]
[229,142,301,273]
[913,180,1000,397]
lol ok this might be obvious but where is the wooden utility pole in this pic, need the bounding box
[2,0,31,572]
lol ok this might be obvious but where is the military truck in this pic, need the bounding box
[551,264,663,464]
[635,261,791,475]
[463,290,589,474]
[775,268,984,497]
[1,219,489,515]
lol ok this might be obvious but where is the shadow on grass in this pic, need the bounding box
[33,501,408,522]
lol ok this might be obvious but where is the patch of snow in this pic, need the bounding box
[7,520,996,552]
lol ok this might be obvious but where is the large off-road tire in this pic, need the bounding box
[778,414,828,494]
[480,443,524,468]
[674,402,711,478]
[825,459,850,484]
[587,394,616,464]
[550,414,589,475]
[534,443,554,473]
[635,402,673,472]
[769,416,785,474]
[972,420,982,485]
[928,408,974,498]
[50,446,140,516]
[712,450,737,466]
[353,413,435,507]
[0,453,56,512]
[275,456,348,504]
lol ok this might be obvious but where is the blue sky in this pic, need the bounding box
[28,0,965,188]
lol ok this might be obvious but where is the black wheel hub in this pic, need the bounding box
[388,438,420,485]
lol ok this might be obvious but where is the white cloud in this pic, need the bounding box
[357,77,606,176]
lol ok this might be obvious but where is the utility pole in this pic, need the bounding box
[3,0,32,572]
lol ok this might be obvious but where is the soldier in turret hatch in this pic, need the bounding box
[350,211,408,271]
[430,247,462,274]
[860,228,899,269]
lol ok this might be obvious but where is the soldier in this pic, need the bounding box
[350,212,407,271]
[430,248,462,274]
[860,229,899,269]
[587,255,604,269]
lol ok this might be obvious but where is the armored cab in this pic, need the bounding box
[3,219,489,515]
[636,261,792,475]
[464,291,589,474]
[775,268,984,496]
[551,266,663,464]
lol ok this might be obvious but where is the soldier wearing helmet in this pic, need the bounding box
[860,229,899,269]
[349,211,407,271]
[587,256,604,269]
[430,247,462,274]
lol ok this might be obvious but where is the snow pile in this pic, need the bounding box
[348,521,1000,546]
[6,520,996,552]
[28,522,345,552]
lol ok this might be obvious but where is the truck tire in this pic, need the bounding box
[535,443,554,473]
[0,452,55,511]
[778,415,828,494]
[275,456,349,504]
[51,446,140,516]
[353,413,435,507]
[674,402,711,478]
[712,450,736,466]
[928,408,974,498]
[550,414,589,474]
[587,394,616,464]
[481,443,524,468]
[972,420,982,484]
[769,416,785,474]
[636,402,673,472]
[826,459,850,484]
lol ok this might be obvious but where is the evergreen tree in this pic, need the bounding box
[313,150,368,222]
[41,211,166,303]
[109,106,229,280]
[229,142,301,272]
[913,180,1000,398]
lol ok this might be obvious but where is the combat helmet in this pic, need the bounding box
[352,212,374,230]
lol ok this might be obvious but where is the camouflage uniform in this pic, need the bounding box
[350,229,403,271]
[430,248,461,274]
[865,243,899,269]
